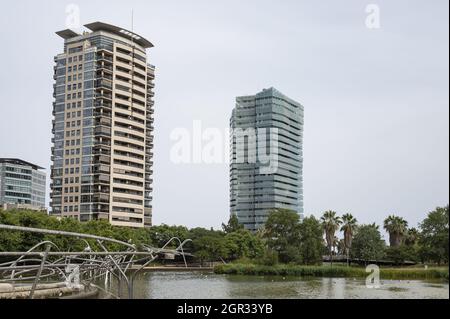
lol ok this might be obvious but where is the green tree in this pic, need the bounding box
[188,227,226,263]
[383,227,421,265]
[193,236,228,264]
[383,215,408,247]
[255,226,268,240]
[341,213,357,266]
[0,210,23,252]
[263,208,301,263]
[256,249,279,266]
[320,211,342,266]
[222,214,244,233]
[0,210,53,251]
[224,229,265,260]
[419,205,449,265]
[404,227,420,246]
[148,224,189,248]
[351,223,386,263]
[385,245,420,265]
[46,216,85,252]
[297,215,324,265]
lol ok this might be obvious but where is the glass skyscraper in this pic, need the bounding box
[230,88,304,231]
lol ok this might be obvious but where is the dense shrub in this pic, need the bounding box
[214,263,449,280]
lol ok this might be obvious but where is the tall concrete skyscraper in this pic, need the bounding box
[51,22,154,227]
[230,88,304,231]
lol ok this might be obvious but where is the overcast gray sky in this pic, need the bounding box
[0,0,448,237]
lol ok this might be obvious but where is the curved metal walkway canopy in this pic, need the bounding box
[0,224,191,299]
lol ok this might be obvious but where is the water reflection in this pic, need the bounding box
[107,271,449,299]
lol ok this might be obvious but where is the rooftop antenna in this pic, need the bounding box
[131,8,134,40]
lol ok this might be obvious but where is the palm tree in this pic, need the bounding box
[336,238,346,256]
[341,214,357,266]
[383,215,408,247]
[321,210,342,266]
[405,227,420,246]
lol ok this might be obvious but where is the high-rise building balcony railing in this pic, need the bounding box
[50,171,63,179]
[97,47,113,54]
[95,72,113,81]
[98,57,113,65]
[93,174,110,184]
[92,205,110,213]
[93,164,110,174]
[96,79,113,90]
[144,175,153,182]
[95,117,112,127]
[93,111,112,119]
[50,189,62,197]
[91,148,111,157]
[95,92,113,100]
[91,194,110,203]
[90,187,111,196]
[94,154,110,164]
[94,100,112,108]
[97,54,113,62]
[82,184,110,194]
[97,63,113,72]
[144,182,152,189]
[92,150,111,161]
[51,207,62,215]
[94,126,111,137]
[92,139,111,148]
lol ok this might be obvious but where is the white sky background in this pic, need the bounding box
[0,0,448,238]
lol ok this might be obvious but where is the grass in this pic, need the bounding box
[213,263,449,280]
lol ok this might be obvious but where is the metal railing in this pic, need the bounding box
[0,224,192,299]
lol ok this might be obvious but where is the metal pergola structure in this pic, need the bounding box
[0,224,192,299]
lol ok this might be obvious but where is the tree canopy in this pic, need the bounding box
[419,206,449,265]
[1,205,448,266]
[351,224,386,262]
[263,208,301,263]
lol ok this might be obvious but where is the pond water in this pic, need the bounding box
[107,271,449,299]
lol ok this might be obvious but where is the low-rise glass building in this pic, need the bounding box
[0,158,46,210]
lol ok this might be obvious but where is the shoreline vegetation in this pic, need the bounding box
[1,206,448,276]
[213,264,450,281]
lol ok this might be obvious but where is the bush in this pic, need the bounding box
[255,250,279,266]
[384,245,420,265]
[213,263,449,280]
